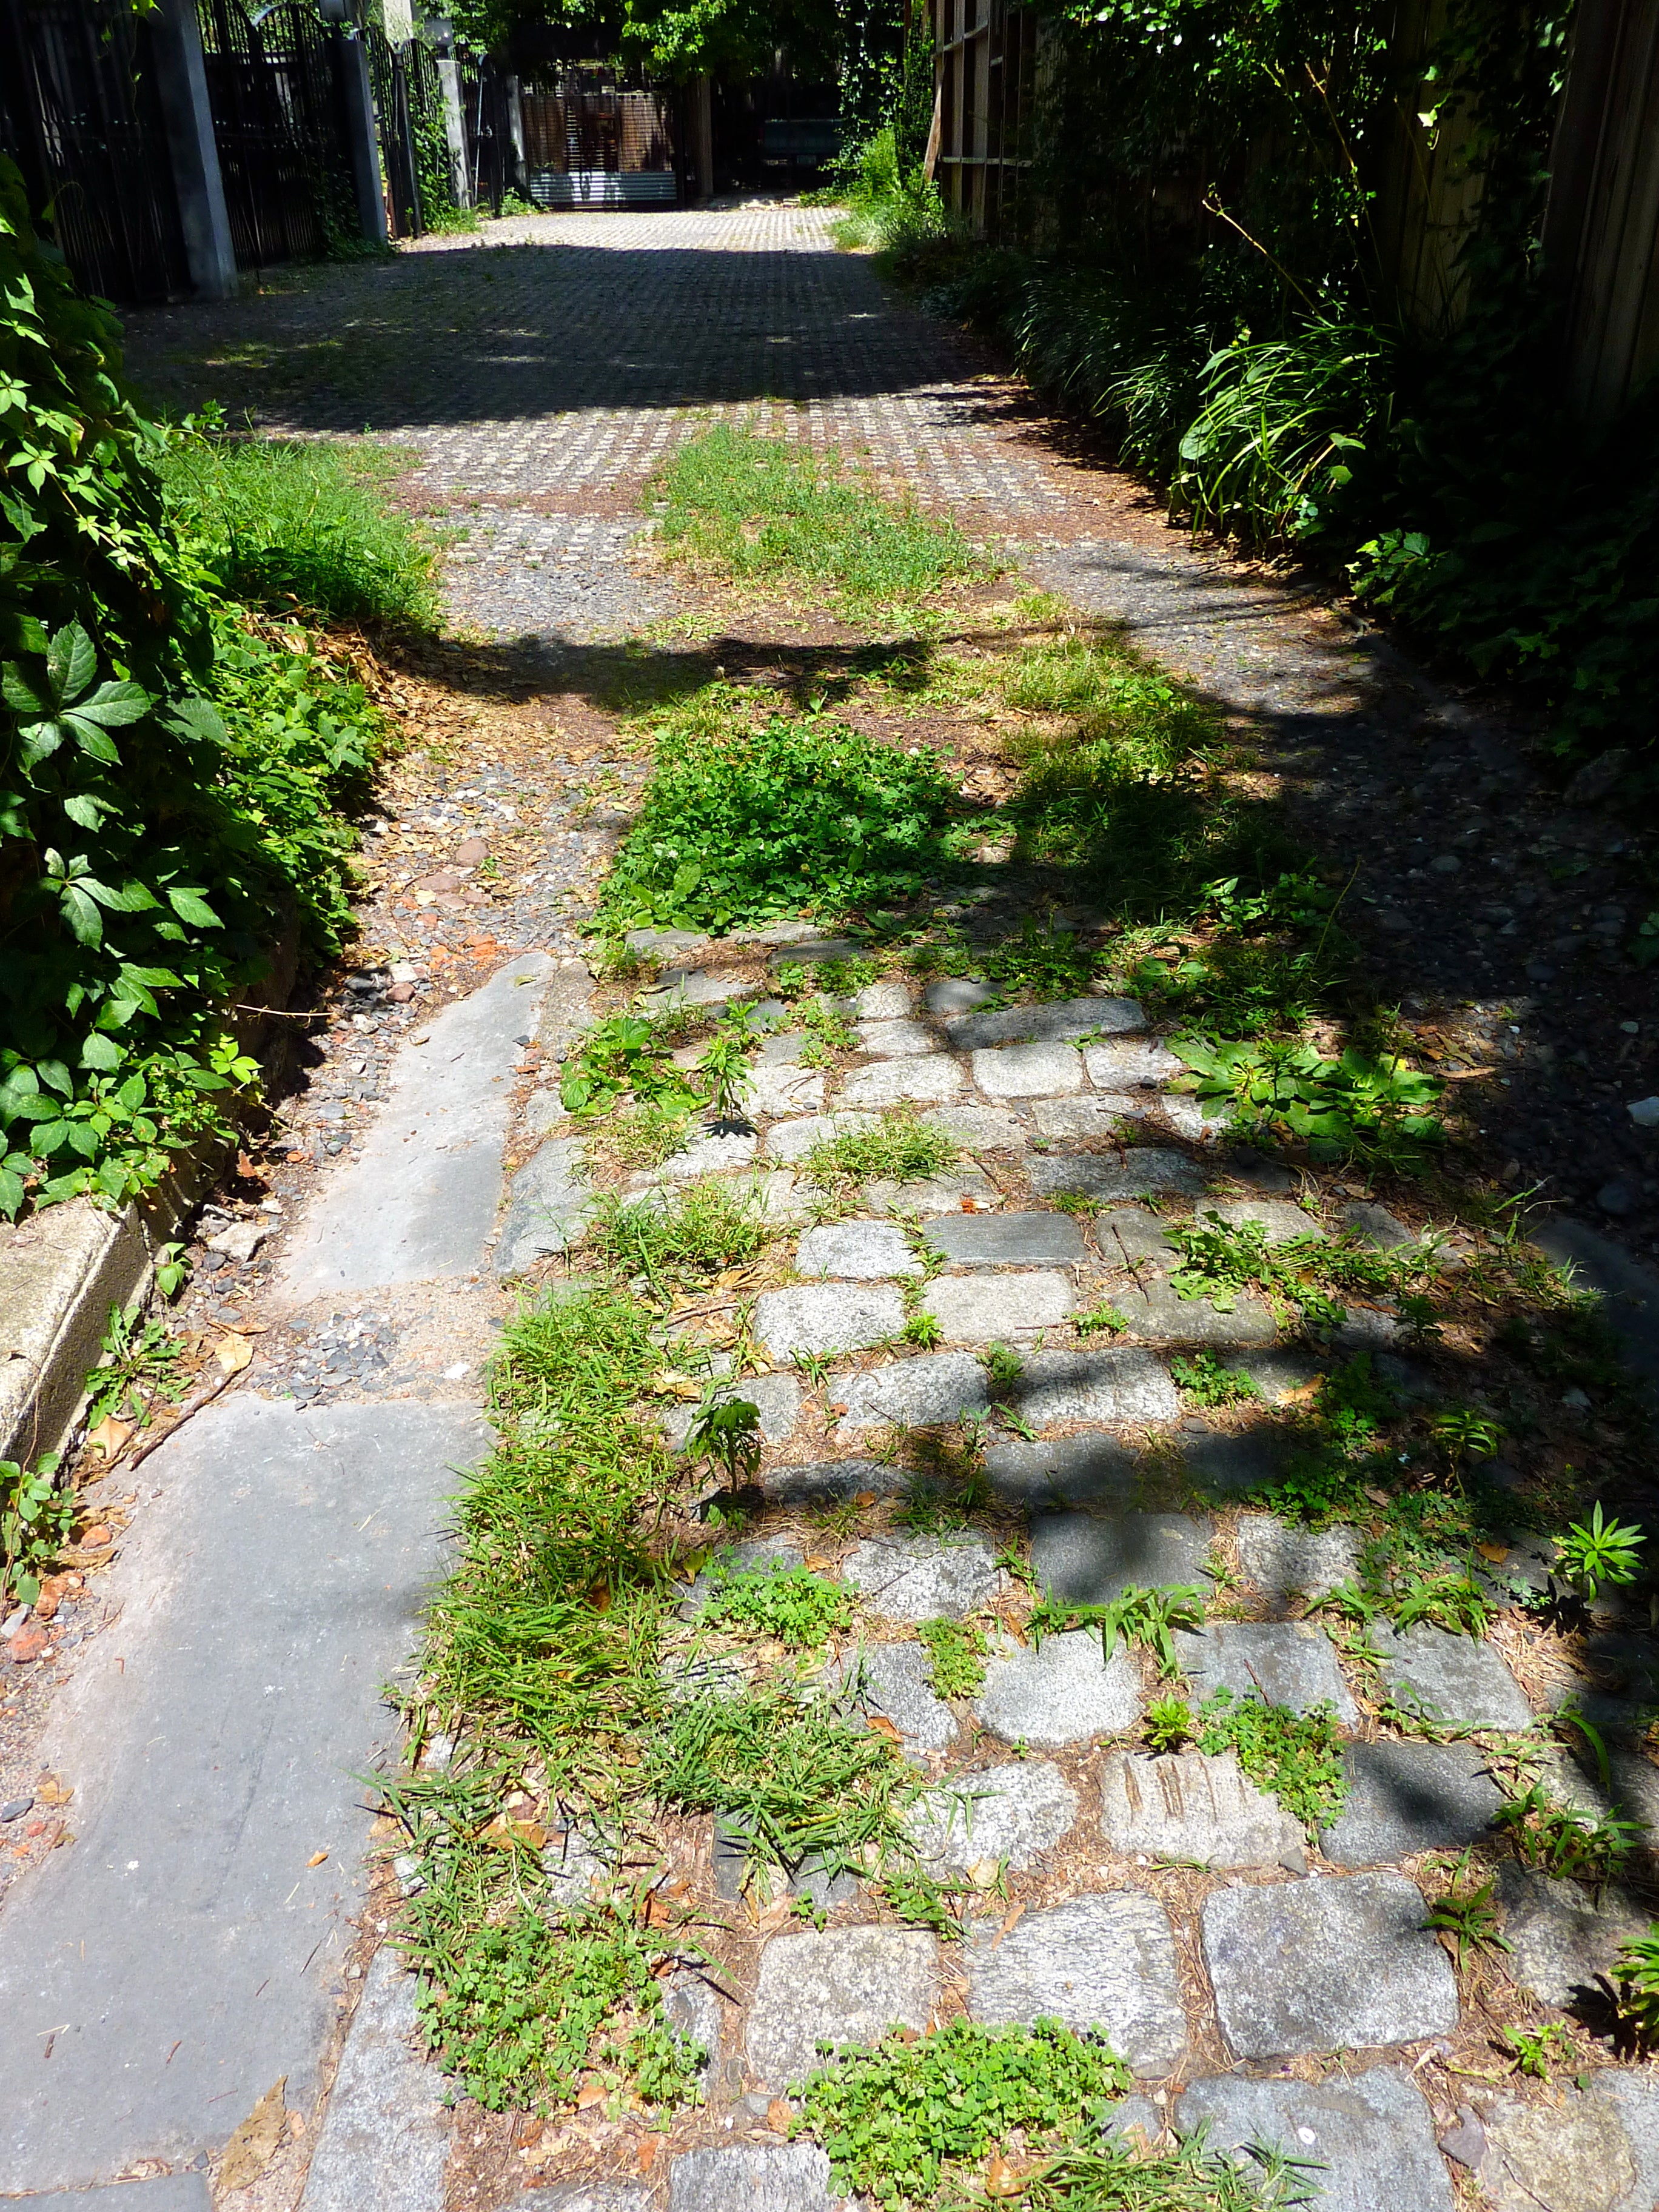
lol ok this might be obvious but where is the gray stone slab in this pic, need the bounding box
[1033,1094,1151,1137]
[278,954,556,1300]
[1233,1347,1324,1403]
[1203,1871,1459,2059]
[0,1395,484,2192]
[841,1533,1002,1621]
[1178,1426,1293,1498]
[765,1111,879,1162]
[925,977,993,1016]
[836,1641,957,1754]
[1495,1862,1651,2011]
[1101,1207,1179,1265]
[924,1212,1087,1267]
[665,1372,802,1452]
[1174,1620,1358,1721]
[837,1351,990,1431]
[1098,1749,1306,1869]
[1372,1623,1533,1731]
[647,966,757,1012]
[922,1104,1027,1152]
[745,1928,937,2086]
[1234,1514,1362,1603]
[949,997,1145,1049]
[865,1168,1002,1217]
[1338,1201,1416,1250]
[1175,2066,1454,2212]
[853,980,913,1019]
[746,1062,826,1119]
[1081,1039,1184,1089]
[923,1273,1074,1341]
[971,1042,1085,1098]
[19,2185,210,2211]
[837,1056,965,1108]
[907,1759,1079,1872]
[856,1019,937,1056]
[754,1283,907,1361]
[770,938,868,968]
[965,1894,1187,2075]
[1030,1511,1212,1604]
[1589,2071,1659,2212]
[511,2184,656,2211]
[1155,1095,1233,1144]
[796,1221,921,1280]
[300,1946,448,2212]
[666,2144,833,2212]
[494,1133,591,1273]
[1005,1347,1180,1429]
[1119,1275,1281,1346]
[1028,1151,1207,1201]
[1481,2093,1640,2212]
[1205,1199,1325,1242]
[982,1433,1141,1510]
[973,1628,1144,1744]
[762,1457,907,1507]
[757,1030,809,1065]
[652,1128,760,1182]
[1320,1741,1505,1865]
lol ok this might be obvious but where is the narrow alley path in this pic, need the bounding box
[0,202,1652,2211]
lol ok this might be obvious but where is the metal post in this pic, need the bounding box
[332,22,389,244]
[504,73,528,196]
[149,0,238,298]
[437,56,469,206]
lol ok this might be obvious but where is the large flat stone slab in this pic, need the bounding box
[1030,1511,1211,1604]
[965,1893,1187,2074]
[837,1056,965,1108]
[1233,1515,1363,1604]
[973,1628,1144,1744]
[982,1434,1140,1509]
[1495,1862,1651,2010]
[300,1945,448,2212]
[922,1273,1074,1341]
[1202,1872,1459,2058]
[1175,2067,1454,2212]
[754,1283,906,1361]
[278,954,555,1299]
[795,1221,921,1280]
[856,1019,938,1056]
[921,1104,1027,1153]
[950,997,1145,1049]
[841,1533,1002,1621]
[837,1351,990,1431]
[1178,1426,1295,1498]
[765,1111,879,1162]
[495,1133,591,1274]
[1119,1274,1280,1346]
[1098,1749,1306,1869]
[1371,1623,1533,1731]
[1174,1620,1358,1721]
[1480,2093,1640,2212]
[746,1062,826,1119]
[836,1641,957,1754]
[1005,1347,1179,1429]
[0,1396,484,2193]
[1321,1741,1505,1865]
[745,1928,937,2086]
[1082,1039,1184,1089]
[906,1759,1079,1872]
[665,2144,833,2212]
[923,1212,1087,1266]
[1028,1151,1207,1201]
[971,1042,1085,1098]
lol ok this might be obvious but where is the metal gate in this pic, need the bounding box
[520,68,677,207]
[0,0,189,301]
[196,0,349,270]
[458,54,514,216]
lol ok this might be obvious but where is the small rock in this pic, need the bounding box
[205,1218,273,1264]
[907,1758,1079,1871]
[745,1928,937,2087]
[1598,1179,1638,1217]
[753,1284,907,1361]
[1082,1039,1186,1090]
[971,1041,1087,1098]
[0,1796,33,1822]
[973,1627,1144,1744]
[1429,854,1462,874]
[1563,748,1630,807]
[1338,1201,1415,1248]
[795,1221,921,1280]
[966,1891,1188,2074]
[1480,2091,1635,2212]
[1437,2103,1487,2170]
[1628,1096,1659,1129]
[853,980,913,1019]
[842,1533,1002,1621]
[455,837,489,865]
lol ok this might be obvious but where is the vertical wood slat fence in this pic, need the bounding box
[930,0,1035,242]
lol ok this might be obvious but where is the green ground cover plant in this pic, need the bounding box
[654,423,982,612]
[1031,1583,1204,1677]
[1192,1687,1347,1833]
[914,1615,987,1697]
[1167,1213,1431,1331]
[587,1181,773,1293]
[803,1109,958,1191]
[793,2015,1132,2208]
[1173,1036,1444,1167]
[1493,1780,1641,1891]
[698,1558,853,1649]
[1170,1349,1261,1408]
[1017,2134,1322,2210]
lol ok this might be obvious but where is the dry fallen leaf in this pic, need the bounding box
[853,1490,877,1509]
[575,2080,606,2111]
[649,1369,703,1402]
[637,2134,665,2173]
[985,2153,1022,2197]
[85,1415,134,1463]
[967,1856,1002,1890]
[1476,1540,1510,1564]
[481,1815,549,1851]
[756,1895,795,1932]
[35,1774,72,1809]
[213,1333,253,1376]
[219,2076,286,2191]
[306,1850,329,1868]
[766,2098,794,2133]
[866,1715,903,1747]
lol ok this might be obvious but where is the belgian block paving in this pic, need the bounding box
[1175,2068,1456,2212]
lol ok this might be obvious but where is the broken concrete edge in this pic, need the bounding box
[0,928,304,1472]
[486,956,598,1278]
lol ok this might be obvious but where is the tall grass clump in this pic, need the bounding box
[653,424,982,611]
[160,417,441,625]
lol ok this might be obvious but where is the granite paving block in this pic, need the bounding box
[1480,2094,1638,2212]
[856,1019,939,1056]
[835,1641,957,1754]
[666,2144,834,2212]
[1205,1199,1326,1242]
[965,1893,1188,2074]
[1202,1872,1460,2057]
[1007,1346,1179,1429]
[982,1433,1141,1510]
[949,997,1145,1050]
[1082,1039,1185,1089]
[1174,1620,1358,1721]
[664,1372,801,1452]
[1028,1151,1207,1201]
[1338,1201,1416,1250]
[924,1212,1087,1266]
[745,1928,937,2086]
[838,1056,965,1108]
[851,981,913,1019]
[923,1273,1074,1340]
[907,1759,1079,1872]
[769,939,868,968]
[1098,1748,1306,1869]
[1033,1096,1151,1137]
[921,1104,1027,1152]
[841,1533,1003,1620]
[1178,1426,1293,1498]
[1495,1862,1651,2010]
[762,1457,907,1507]
[837,1351,990,1430]
[1371,1623,1533,1731]
[1234,1514,1362,1603]
[765,1111,879,1162]
[495,1133,591,1273]
[746,1062,826,1119]
[1588,2072,1659,2212]
[796,1221,922,1280]
[1233,1347,1324,1403]
[653,1128,760,1181]
[971,1042,1087,1098]
[1100,1207,1179,1265]
[505,2185,655,2212]
[973,1627,1144,1744]
[1118,1275,1280,1346]
[925,977,994,1016]
[1030,1511,1212,1604]
[1155,1095,1232,1143]
[754,1283,906,1361]
[1175,2067,1454,2212]
[865,1168,1002,1216]
[1320,1742,1505,1864]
